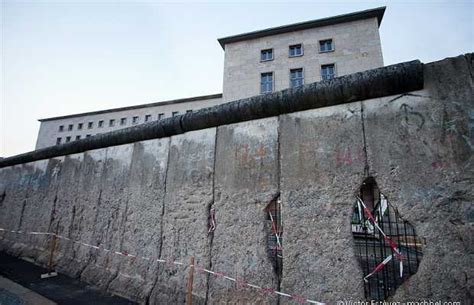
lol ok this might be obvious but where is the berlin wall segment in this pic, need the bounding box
[0,54,472,304]
[0,59,423,169]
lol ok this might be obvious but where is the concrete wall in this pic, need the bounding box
[35,95,223,150]
[223,18,384,102]
[0,54,472,304]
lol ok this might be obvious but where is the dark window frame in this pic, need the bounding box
[289,44,303,57]
[260,48,274,62]
[260,72,274,94]
[319,39,335,53]
[321,63,336,80]
[290,68,304,88]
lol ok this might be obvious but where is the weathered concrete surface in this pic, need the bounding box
[20,158,63,267]
[364,55,473,303]
[278,54,473,304]
[148,129,216,305]
[0,54,472,304]
[53,150,105,277]
[279,103,367,303]
[54,150,107,279]
[106,139,169,302]
[76,144,134,292]
[210,118,279,304]
[0,139,171,303]
[0,159,63,260]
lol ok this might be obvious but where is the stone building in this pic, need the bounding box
[35,6,385,149]
[35,94,222,149]
[220,6,385,102]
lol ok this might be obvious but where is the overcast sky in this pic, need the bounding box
[1,0,473,157]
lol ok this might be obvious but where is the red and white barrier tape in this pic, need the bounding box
[208,208,216,235]
[0,227,324,305]
[356,197,404,279]
[356,197,403,259]
[268,211,283,258]
[363,254,393,282]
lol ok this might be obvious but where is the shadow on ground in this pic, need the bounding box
[0,252,135,305]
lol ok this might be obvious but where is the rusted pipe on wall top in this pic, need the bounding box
[0,60,423,168]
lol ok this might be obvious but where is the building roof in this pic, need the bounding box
[38,93,223,122]
[217,6,386,50]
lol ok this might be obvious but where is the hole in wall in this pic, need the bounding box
[0,191,5,205]
[352,177,423,301]
[265,195,282,280]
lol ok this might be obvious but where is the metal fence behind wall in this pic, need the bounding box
[266,197,283,280]
[352,194,423,301]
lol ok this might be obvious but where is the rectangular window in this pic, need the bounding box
[75,135,81,140]
[145,114,152,122]
[109,119,115,127]
[58,125,64,132]
[290,68,304,88]
[260,49,273,61]
[88,122,93,129]
[66,136,71,143]
[172,111,179,117]
[319,39,334,53]
[132,116,139,124]
[86,134,91,138]
[289,44,303,57]
[321,64,336,80]
[98,120,104,128]
[120,118,127,125]
[158,113,165,120]
[78,123,83,130]
[260,72,273,94]
[56,137,61,145]
[68,124,73,131]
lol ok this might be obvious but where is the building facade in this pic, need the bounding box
[219,7,385,102]
[35,7,385,149]
[35,94,222,149]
